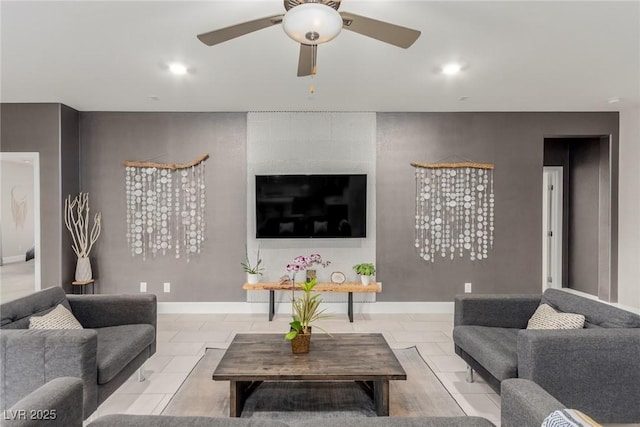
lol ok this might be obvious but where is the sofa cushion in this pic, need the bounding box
[29,304,84,330]
[1,287,72,329]
[453,326,520,381]
[542,289,640,328]
[96,324,155,384]
[526,304,585,330]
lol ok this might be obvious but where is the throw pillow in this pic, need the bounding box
[29,304,83,329]
[527,303,585,329]
[541,409,601,427]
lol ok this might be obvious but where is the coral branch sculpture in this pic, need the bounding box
[64,193,102,258]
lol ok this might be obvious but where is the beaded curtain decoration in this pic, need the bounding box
[411,161,494,262]
[123,154,209,262]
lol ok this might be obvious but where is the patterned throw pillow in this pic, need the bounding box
[527,304,585,329]
[541,409,601,426]
[29,304,83,329]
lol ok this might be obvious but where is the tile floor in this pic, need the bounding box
[90,312,501,425]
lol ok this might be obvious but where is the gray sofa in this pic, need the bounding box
[500,378,565,427]
[3,377,497,427]
[453,288,640,423]
[90,416,495,427]
[3,376,582,427]
[0,286,157,419]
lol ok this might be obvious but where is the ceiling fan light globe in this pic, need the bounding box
[282,3,343,45]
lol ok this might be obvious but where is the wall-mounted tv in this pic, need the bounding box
[255,174,367,238]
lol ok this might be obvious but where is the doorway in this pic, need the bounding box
[543,136,617,302]
[0,152,41,302]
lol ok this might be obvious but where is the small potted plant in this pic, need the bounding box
[353,262,375,286]
[241,246,264,284]
[285,277,330,354]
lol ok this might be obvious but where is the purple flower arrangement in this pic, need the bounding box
[286,253,331,275]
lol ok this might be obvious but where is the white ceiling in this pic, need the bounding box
[1,1,639,112]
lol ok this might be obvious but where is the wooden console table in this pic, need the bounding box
[242,281,381,323]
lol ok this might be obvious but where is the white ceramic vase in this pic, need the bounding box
[247,273,260,284]
[75,257,92,282]
[360,275,372,286]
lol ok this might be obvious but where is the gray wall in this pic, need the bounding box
[60,105,80,287]
[1,103,80,291]
[9,108,617,302]
[567,139,601,295]
[79,112,246,301]
[376,112,618,302]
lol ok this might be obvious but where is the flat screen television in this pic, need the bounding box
[255,174,367,238]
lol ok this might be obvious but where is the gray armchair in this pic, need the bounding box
[0,286,156,419]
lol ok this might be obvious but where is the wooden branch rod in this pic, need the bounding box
[123,153,209,170]
[411,161,494,170]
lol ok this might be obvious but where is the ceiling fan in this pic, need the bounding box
[197,0,421,77]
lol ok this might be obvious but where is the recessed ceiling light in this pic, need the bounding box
[168,63,188,75]
[441,63,462,75]
[607,97,621,104]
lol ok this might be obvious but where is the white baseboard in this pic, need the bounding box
[2,255,26,264]
[157,301,454,315]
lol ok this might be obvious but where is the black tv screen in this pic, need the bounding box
[255,174,367,238]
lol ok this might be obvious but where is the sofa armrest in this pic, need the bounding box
[4,377,83,427]
[0,330,98,413]
[517,328,640,423]
[68,294,157,329]
[454,294,541,328]
[501,378,564,427]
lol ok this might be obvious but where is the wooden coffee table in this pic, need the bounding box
[213,333,406,417]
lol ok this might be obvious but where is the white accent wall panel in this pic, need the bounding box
[246,112,376,305]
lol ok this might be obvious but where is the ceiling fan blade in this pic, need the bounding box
[297,44,317,77]
[197,15,284,46]
[339,12,420,48]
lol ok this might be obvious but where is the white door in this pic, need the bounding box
[542,167,563,290]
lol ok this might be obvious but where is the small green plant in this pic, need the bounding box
[285,278,330,340]
[353,263,375,276]
[241,246,264,275]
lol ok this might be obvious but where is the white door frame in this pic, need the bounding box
[542,167,563,290]
[0,152,41,291]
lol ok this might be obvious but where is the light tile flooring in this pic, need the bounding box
[0,260,36,303]
[90,312,501,425]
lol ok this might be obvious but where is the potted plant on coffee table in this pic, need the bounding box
[285,277,330,354]
[241,246,264,284]
[353,262,375,286]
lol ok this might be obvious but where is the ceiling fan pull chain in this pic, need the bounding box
[309,45,317,94]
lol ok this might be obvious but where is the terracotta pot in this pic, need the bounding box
[290,332,311,354]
